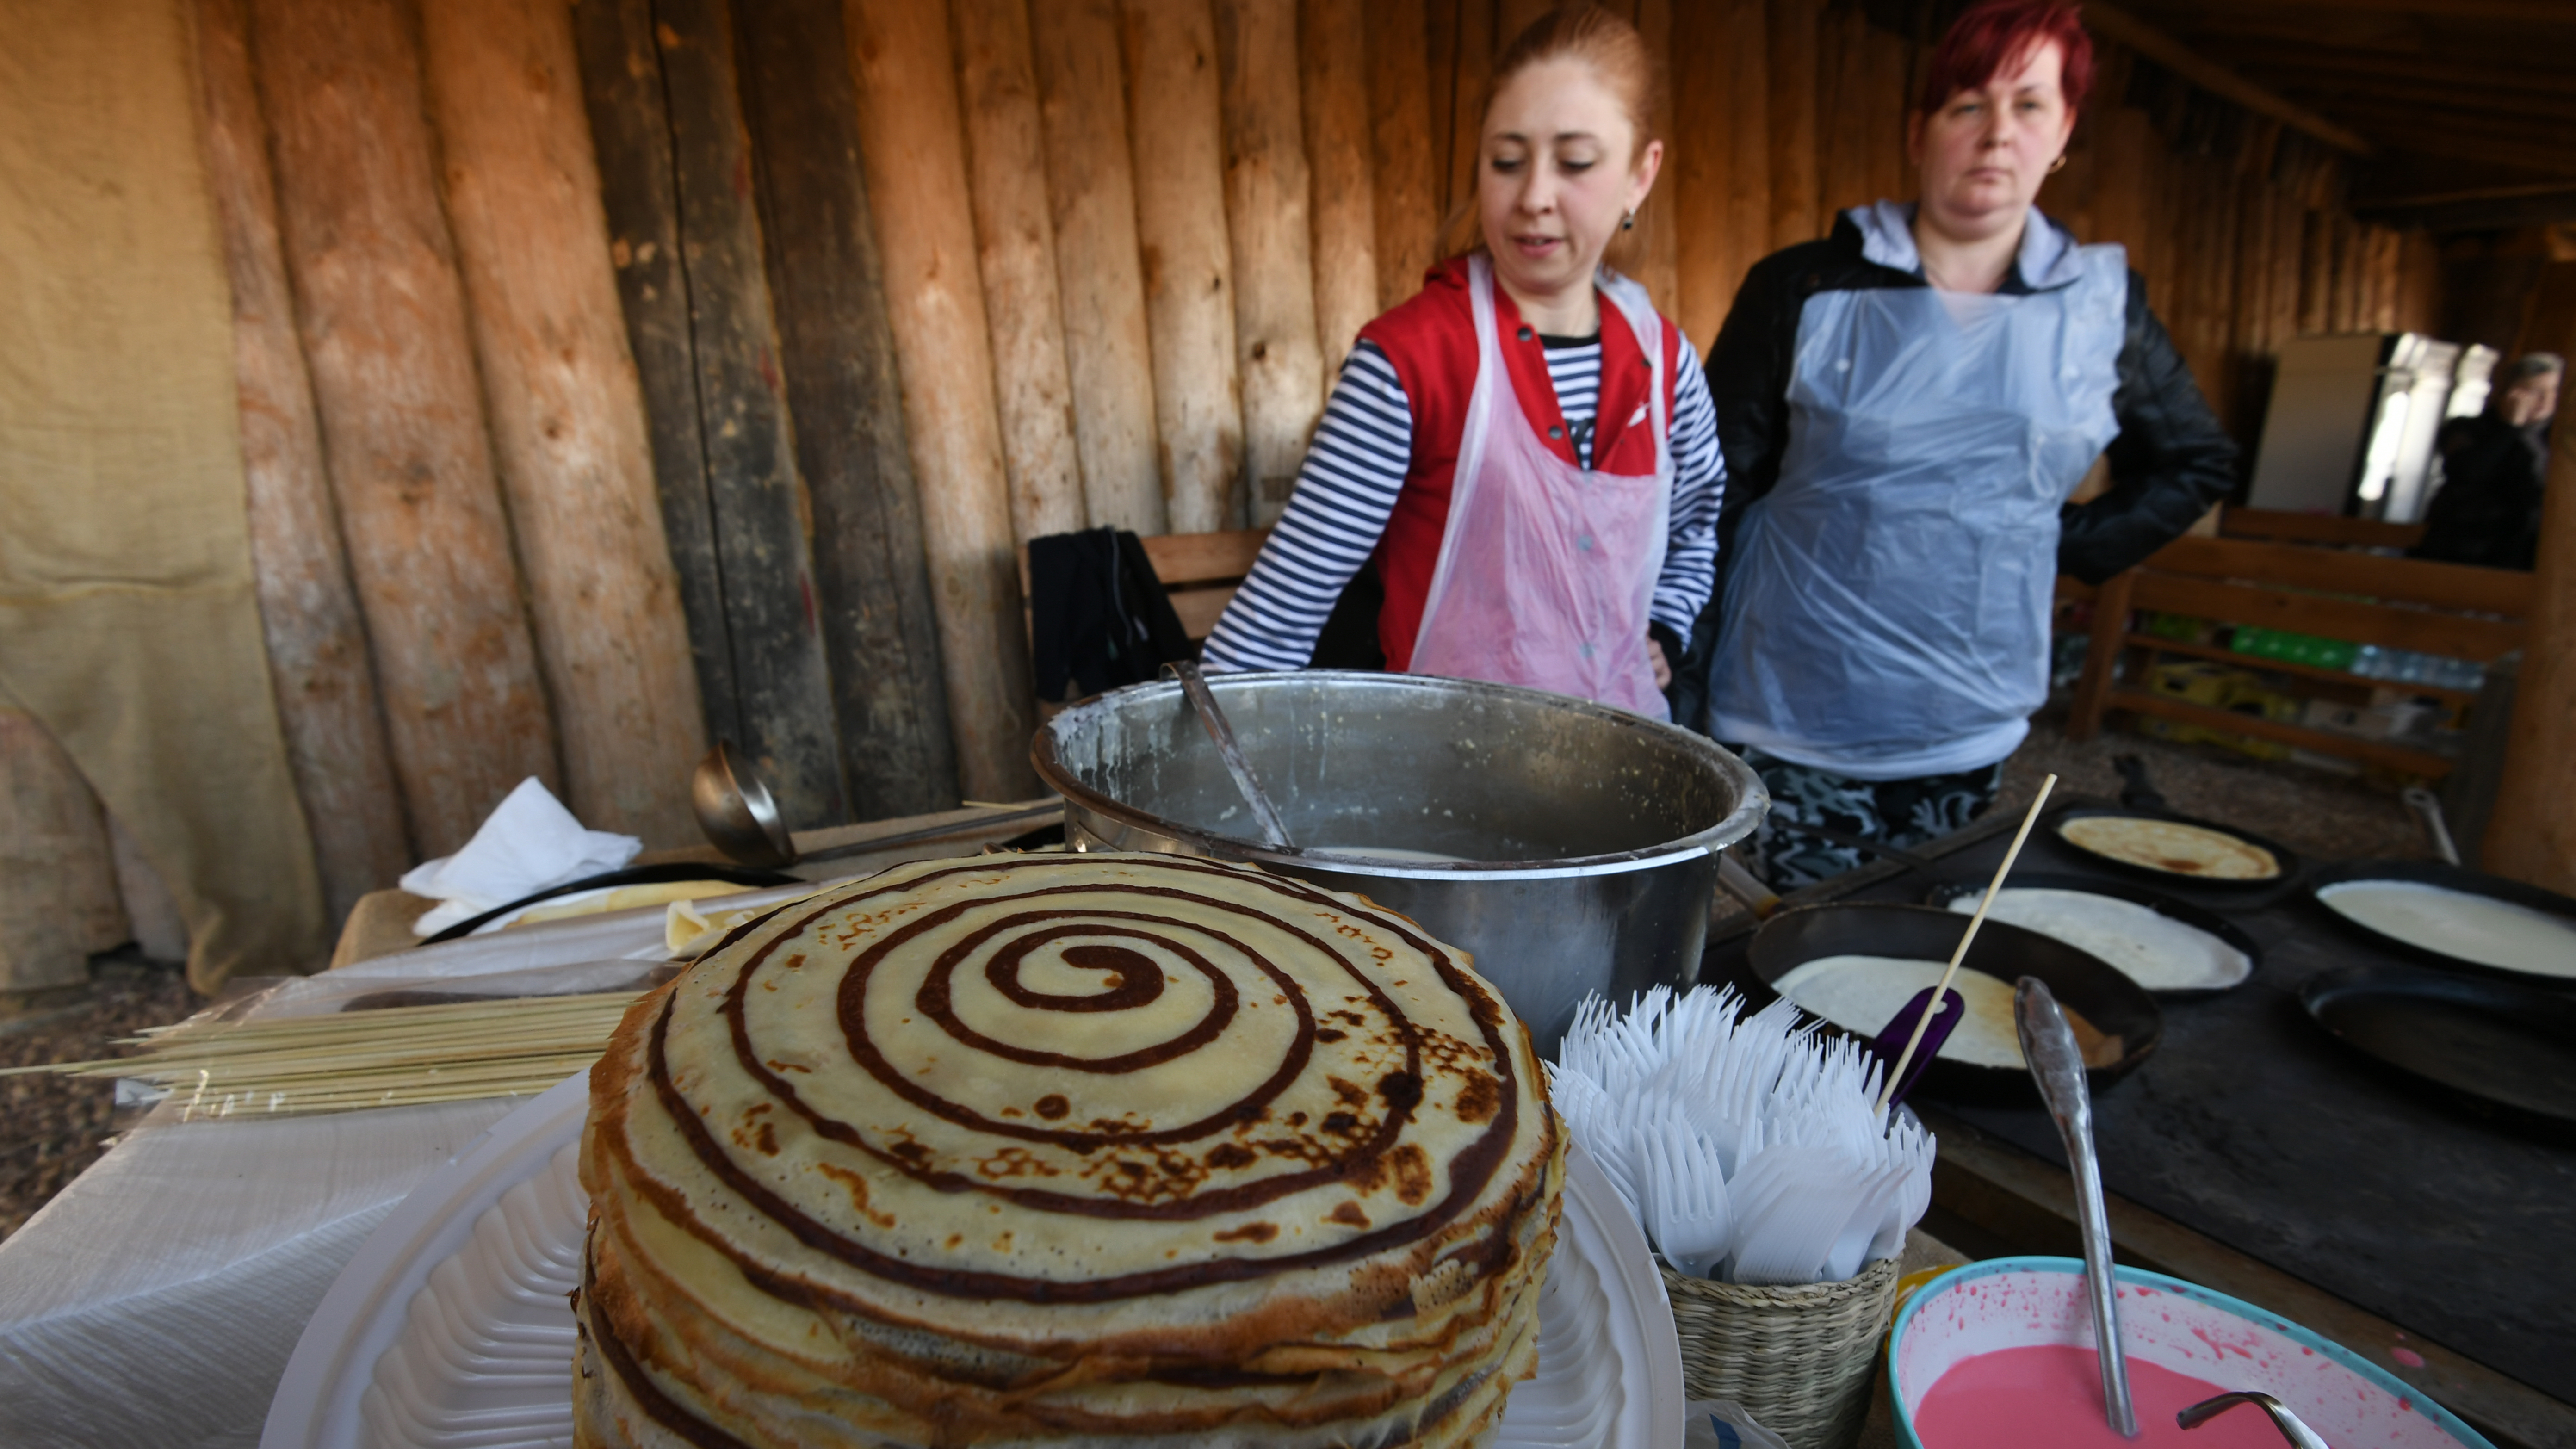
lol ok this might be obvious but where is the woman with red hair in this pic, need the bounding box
[1689,0,2238,885]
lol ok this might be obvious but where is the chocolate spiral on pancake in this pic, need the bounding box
[576,852,1561,1449]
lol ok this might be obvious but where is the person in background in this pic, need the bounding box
[1684,0,2237,886]
[1200,6,1723,722]
[2413,352,2560,572]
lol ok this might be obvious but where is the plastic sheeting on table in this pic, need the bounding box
[0,887,751,1449]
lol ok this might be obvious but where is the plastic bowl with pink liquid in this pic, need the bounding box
[1887,1257,2493,1449]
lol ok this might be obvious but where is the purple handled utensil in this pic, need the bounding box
[1872,773,2059,1113]
[1870,985,1965,1109]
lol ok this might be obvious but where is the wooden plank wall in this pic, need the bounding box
[192,0,2452,930]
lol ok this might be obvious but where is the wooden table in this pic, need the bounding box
[1706,802,2576,1449]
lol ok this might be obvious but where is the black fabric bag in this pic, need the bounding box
[1027,527,1195,701]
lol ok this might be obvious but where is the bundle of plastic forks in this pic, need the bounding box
[1551,985,1935,1285]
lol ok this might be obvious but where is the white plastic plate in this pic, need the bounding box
[264,1077,1681,1449]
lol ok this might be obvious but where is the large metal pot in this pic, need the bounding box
[1030,671,1767,1055]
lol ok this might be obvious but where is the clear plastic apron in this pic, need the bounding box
[1710,248,2126,777]
[1410,254,1674,719]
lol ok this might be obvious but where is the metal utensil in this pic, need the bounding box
[2179,1391,2332,1448]
[2400,786,2460,865]
[2016,975,2138,1437]
[694,741,1063,869]
[1162,662,1294,848]
[1714,849,1781,918]
[2112,754,2169,811]
[692,741,796,868]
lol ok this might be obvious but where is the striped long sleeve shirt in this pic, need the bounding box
[1202,332,1726,673]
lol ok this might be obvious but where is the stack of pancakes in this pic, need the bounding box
[575,851,1562,1449]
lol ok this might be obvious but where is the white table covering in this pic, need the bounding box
[0,892,785,1449]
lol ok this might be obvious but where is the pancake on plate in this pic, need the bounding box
[1773,955,2121,1069]
[1944,889,2251,991]
[2316,879,2576,981]
[2059,816,2279,881]
[574,851,1562,1449]
[494,879,757,932]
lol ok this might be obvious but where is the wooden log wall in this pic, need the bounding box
[192,0,409,927]
[954,0,1091,541]
[738,0,964,816]
[421,0,708,846]
[1032,0,1165,535]
[844,0,1038,801]
[1124,0,1246,535]
[184,0,2464,934]
[1219,0,1328,528]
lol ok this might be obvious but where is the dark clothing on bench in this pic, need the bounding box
[1026,528,1195,702]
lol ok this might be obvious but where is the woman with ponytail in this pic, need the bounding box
[1202,6,1724,723]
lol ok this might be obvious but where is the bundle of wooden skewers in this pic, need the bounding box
[0,990,642,1119]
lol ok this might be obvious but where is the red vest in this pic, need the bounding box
[1359,257,1686,670]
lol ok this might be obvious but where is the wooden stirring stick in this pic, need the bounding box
[1875,773,2059,1111]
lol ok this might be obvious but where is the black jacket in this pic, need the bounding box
[1669,214,2239,731]
[1026,527,1195,701]
[2412,413,2547,571]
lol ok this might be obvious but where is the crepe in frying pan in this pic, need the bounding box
[1773,955,2124,1070]
[2060,815,2280,881]
[1946,888,2251,991]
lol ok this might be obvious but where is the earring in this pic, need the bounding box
[1621,210,1636,231]
[2048,153,2069,174]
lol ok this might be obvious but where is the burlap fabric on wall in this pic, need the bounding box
[0,0,327,990]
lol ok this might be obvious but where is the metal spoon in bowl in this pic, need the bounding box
[2018,975,2138,1438]
[1163,662,1295,849]
[2179,1391,2332,1448]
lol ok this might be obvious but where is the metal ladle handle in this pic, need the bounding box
[1164,662,1295,850]
[2017,976,2138,1438]
[2179,1392,2333,1448]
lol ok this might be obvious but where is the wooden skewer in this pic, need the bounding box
[136,989,646,1037]
[1875,773,2059,1111]
[0,989,644,1125]
[3,996,642,1079]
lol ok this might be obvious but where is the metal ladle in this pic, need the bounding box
[693,741,795,868]
[1164,662,1295,849]
[2017,975,2138,1438]
[2179,1391,2333,1448]
[691,741,1063,868]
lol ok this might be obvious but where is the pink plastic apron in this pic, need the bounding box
[1409,254,1674,719]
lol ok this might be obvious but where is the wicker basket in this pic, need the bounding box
[1658,1256,1901,1449]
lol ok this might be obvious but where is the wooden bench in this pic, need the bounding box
[2064,511,2532,777]
[2216,506,2425,551]
[1133,527,1270,641]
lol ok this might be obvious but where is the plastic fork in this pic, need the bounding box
[1726,1142,1868,1285]
[1638,1117,1733,1279]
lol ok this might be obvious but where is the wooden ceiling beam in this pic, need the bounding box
[2140,12,2522,53]
[2084,2,2374,155]
[2350,131,2576,181]
[2320,100,2576,144]
[2264,82,2576,130]
[2350,184,2576,237]
[2221,53,2574,98]
[2129,0,2570,21]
